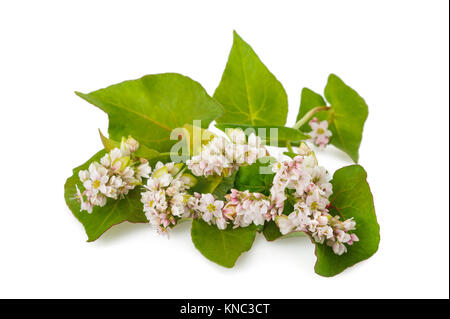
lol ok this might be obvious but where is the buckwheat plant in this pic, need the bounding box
[65,31,379,276]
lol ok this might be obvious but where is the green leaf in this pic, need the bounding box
[64,150,148,242]
[214,31,288,126]
[314,165,380,277]
[295,88,328,132]
[296,74,369,162]
[76,73,223,152]
[99,129,120,151]
[191,220,257,268]
[212,172,237,200]
[134,146,160,160]
[262,221,283,241]
[324,74,368,162]
[283,151,298,158]
[191,175,224,195]
[215,123,309,147]
[234,158,275,196]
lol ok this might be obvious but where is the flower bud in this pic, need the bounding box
[120,136,139,154]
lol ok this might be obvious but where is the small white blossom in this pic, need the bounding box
[120,136,139,155]
[308,117,332,148]
[83,163,109,195]
[136,162,151,181]
[226,128,246,145]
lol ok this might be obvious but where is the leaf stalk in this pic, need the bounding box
[293,106,330,130]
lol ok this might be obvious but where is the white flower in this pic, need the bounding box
[83,163,109,195]
[79,170,89,183]
[308,118,332,148]
[89,192,107,207]
[136,162,151,181]
[202,211,213,223]
[348,233,359,245]
[104,148,123,171]
[216,217,228,230]
[305,186,329,211]
[159,173,173,188]
[342,218,356,231]
[309,166,330,186]
[315,225,334,242]
[200,194,224,215]
[302,154,317,169]
[120,136,139,155]
[226,128,246,145]
[81,200,94,214]
[331,241,347,255]
[247,133,261,148]
[276,215,295,235]
[335,229,352,243]
[75,185,93,213]
[317,215,329,226]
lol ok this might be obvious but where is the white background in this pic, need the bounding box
[0,0,448,299]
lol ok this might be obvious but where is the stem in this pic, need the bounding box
[286,141,293,153]
[293,106,330,130]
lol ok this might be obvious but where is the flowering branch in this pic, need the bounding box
[65,31,379,275]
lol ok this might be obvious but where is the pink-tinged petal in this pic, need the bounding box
[319,120,329,129]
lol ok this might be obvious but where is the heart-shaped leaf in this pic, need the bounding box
[296,74,369,162]
[191,220,257,268]
[215,123,309,147]
[214,31,288,126]
[76,73,223,152]
[314,164,380,277]
[64,150,148,242]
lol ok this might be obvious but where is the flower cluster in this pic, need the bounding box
[186,189,276,230]
[76,134,359,256]
[187,128,266,177]
[270,151,332,215]
[141,162,196,233]
[223,189,276,228]
[308,117,332,148]
[75,137,151,213]
[272,151,358,255]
